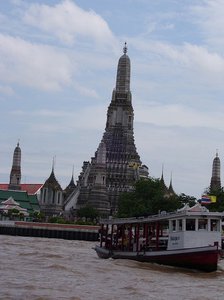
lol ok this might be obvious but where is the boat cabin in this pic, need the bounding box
[167,203,222,250]
[99,203,223,252]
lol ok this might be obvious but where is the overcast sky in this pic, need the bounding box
[1,0,224,199]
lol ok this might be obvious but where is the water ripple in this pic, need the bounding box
[1,235,224,300]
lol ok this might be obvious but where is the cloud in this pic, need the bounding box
[136,103,224,131]
[190,0,224,50]
[131,37,224,91]
[0,34,73,91]
[10,105,106,133]
[0,85,15,96]
[138,39,224,72]
[23,0,117,48]
[73,82,99,98]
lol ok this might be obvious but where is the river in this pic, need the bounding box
[0,235,224,300]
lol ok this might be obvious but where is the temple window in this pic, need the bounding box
[52,190,55,204]
[57,192,61,204]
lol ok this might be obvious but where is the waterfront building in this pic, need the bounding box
[0,189,39,218]
[39,165,64,217]
[210,151,221,191]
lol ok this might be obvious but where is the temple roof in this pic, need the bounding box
[0,189,39,213]
[0,184,43,194]
[43,169,62,191]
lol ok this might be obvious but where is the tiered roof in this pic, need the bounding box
[0,189,40,214]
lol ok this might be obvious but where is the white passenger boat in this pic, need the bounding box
[94,203,223,272]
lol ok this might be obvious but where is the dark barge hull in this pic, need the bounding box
[94,245,219,272]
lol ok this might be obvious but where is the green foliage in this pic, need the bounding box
[177,193,197,207]
[8,208,20,215]
[74,220,96,225]
[31,211,45,222]
[49,216,70,224]
[117,178,196,218]
[77,205,99,220]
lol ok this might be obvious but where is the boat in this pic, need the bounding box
[94,203,224,272]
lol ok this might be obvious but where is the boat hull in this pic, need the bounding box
[94,245,219,272]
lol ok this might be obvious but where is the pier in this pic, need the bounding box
[0,221,99,241]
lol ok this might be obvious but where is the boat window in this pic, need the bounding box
[211,219,219,231]
[171,220,176,231]
[186,219,195,231]
[198,219,207,230]
[178,219,182,231]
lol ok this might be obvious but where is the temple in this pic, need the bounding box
[65,44,149,217]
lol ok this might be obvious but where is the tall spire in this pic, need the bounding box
[115,42,130,93]
[75,44,148,215]
[9,141,21,190]
[160,164,168,193]
[210,150,221,191]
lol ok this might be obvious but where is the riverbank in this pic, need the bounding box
[0,221,99,241]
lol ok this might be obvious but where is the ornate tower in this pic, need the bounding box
[75,44,148,215]
[210,151,221,191]
[9,142,21,190]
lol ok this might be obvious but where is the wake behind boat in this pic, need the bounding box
[94,203,223,272]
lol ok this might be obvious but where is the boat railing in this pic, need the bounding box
[100,209,224,225]
[99,210,187,224]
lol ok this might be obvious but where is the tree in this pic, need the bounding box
[31,211,45,222]
[117,177,181,218]
[77,205,99,221]
[7,208,20,219]
[177,193,197,208]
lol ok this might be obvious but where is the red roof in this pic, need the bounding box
[0,184,43,194]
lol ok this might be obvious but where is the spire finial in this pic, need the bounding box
[72,164,74,178]
[170,171,173,184]
[216,149,218,157]
[123,42,127,54]
[17,139,20,147]
[160,164,165,183]
[52,156,56,172]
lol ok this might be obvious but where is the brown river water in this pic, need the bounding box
[0,235,224,300]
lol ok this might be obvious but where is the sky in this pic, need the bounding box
[1,0,224,199]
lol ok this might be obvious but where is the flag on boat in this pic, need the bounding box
[210,195,217,203]
[200,195,216,204]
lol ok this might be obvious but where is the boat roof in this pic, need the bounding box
[100,203,224,225]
